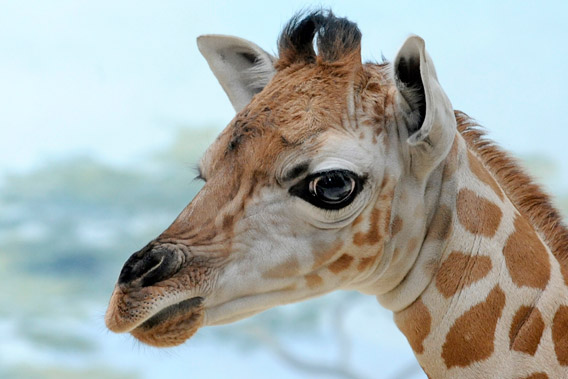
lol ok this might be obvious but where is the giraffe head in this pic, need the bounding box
[105,11,457,347]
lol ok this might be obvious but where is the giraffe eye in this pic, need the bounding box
[289,170,364,210]
[310,171,355,204]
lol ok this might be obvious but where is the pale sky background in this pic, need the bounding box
[1,0,567,185]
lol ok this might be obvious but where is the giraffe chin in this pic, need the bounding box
[130,297,205,347]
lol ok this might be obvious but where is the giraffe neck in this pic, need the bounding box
[380,133,568,377]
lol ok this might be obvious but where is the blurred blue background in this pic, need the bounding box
[1,1,566,378]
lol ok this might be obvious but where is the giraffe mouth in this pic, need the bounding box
[130,297,205,347]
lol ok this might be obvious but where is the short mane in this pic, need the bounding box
[456,111,568,267]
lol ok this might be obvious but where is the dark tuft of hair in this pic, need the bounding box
[277,10,362,67]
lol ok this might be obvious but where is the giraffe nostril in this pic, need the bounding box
[118,244,185,288]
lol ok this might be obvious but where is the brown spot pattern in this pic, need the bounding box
[222,214,234,231]
[305,273,323,289]
[503,215,550,289]
[456,189,503,237]
[394,299,431,354]
[442,285,506,368]
[352,214,363,227]
[312,240,343,270]
[552,305,568,366]
[383,206,392,236]
[357,256,376,272]
[521,374,549,379]
[467,150,504,200]
[435,251,492,298]
[561,265,568,287]
[390,215,403,237]
[406,238,418,256]
[328,254,354,274]
[509,306,545,355]
[353,208,382,246]
[263,257,300,279]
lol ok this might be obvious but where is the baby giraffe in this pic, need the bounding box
[105,11,568,378]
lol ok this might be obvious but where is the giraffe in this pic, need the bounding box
[105,11,568,378]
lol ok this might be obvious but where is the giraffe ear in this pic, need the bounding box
[197,35,276,112]
[393,36,456,174]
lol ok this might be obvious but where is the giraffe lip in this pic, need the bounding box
[137,297,204,331]
[127,296,205,347]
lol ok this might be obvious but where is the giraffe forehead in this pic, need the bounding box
[202,126,310,184]
[201,63,392,180]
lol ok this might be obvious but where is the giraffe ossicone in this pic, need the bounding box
[105,10,568,378]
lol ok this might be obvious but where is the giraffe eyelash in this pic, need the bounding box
[193,165,206,182]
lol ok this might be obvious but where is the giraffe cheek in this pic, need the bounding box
[263,256,300,279]
[328,253,354,274]
[352,207,382,246]
[311,240,344,270]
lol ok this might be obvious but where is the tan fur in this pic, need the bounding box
[357,255,376,272]
[393,299,431,354]
[312,240,344,270]
[457,112,568,274]
[425,205,453,242]
[264,256,300,279]
[442,136,459,180]
[467,150,504,200]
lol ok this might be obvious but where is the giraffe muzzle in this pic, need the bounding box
[118,243,186,289]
